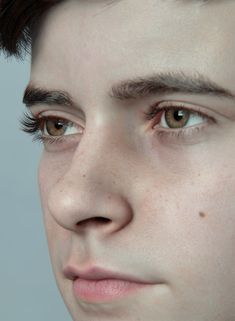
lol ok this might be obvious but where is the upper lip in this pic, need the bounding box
[63,265,156,284]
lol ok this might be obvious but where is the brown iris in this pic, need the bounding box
[165,109,190,128]
[45,118,69,136]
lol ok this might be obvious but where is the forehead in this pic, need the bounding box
[31,0,235,99]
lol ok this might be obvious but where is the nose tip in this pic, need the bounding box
[47,183,133,235]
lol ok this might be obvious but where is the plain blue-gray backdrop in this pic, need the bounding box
[0,53,71,320]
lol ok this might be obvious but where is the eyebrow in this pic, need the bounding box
[110,72,235,100]
[23,71,235,108]
[23,86,76,108]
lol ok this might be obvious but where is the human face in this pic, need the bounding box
[25,0,235,320]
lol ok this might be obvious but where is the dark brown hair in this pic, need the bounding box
[0,0,63,59]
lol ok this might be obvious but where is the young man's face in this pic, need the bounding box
[27,0,235,320]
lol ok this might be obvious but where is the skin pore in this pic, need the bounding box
[23,0,235,320]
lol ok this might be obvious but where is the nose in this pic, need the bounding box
[46,130,134,235]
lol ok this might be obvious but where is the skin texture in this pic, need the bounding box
[28,0,235,320]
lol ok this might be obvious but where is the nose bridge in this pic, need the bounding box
[47,125,134,233]
[73,124,125,186]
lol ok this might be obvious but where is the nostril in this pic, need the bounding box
[76,216,111,228]
[94,217,110,223]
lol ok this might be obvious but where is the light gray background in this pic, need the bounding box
[0,53,71,321]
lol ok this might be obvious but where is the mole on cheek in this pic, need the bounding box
[199,212,206,218]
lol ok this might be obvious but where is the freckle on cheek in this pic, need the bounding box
[199,212,206,218]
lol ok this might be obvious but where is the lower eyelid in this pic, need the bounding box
[153,124,209,146]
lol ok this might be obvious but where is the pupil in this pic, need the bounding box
[174,110,184,121]
[55,121,64,129]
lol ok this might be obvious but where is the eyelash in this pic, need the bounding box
[20,103,215,146]
[20,113,67,145]
[144,102,215,138]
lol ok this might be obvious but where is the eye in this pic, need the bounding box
[159,108,205,129]
[41,117,81,137]
[144,101,217,143]
[20,112,84,151]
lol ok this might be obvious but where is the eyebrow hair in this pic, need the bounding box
[23,86,76,108]
[110,71,235,100]
[23,71,235,108]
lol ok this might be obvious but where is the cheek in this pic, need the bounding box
[136,156,235,271]
[38,152,70,232]
[41,203,72,274]
[38,151,68,195]
[38,159,52,235]
[38,155,71,254]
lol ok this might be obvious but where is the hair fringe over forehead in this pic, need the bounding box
[0,0,63,59]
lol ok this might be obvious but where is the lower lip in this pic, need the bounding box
[73,278,151,302]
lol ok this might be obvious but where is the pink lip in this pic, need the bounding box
[63,265,157,303]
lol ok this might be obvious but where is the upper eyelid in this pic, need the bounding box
[31,106,85,121]
[36,112,85,128]
[150,101,206,114]
[146,101,216,121]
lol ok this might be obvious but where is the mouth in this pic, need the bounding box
[63,265,159,303]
